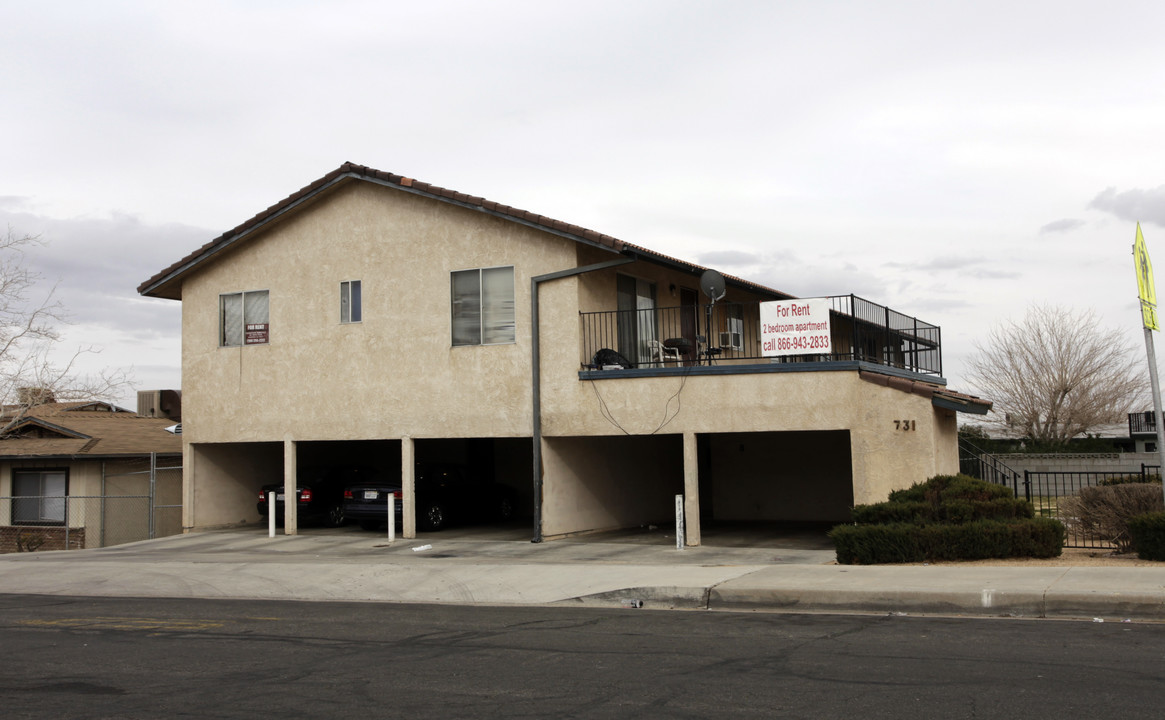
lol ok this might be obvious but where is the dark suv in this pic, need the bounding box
[257,466,379,527]
[344,463,517,531]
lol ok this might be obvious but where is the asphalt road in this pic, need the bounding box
[1,595,1162,719]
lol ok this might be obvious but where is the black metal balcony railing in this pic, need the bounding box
[579,295,942,376]
[1130,411,1157,436]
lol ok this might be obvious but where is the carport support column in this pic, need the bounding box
[683,432,701,547]
[283,438,298,536]
[402,436,416,539]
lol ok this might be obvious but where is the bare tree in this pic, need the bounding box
[0,228,133,433]
[964,304,1148,445]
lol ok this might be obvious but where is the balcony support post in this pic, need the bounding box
[531,255,635,542]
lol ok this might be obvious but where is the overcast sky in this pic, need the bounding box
[2,0,1163,414]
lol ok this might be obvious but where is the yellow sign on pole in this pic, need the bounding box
[1135,223,1159,331]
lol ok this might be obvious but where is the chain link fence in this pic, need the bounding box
[0,454,181,553]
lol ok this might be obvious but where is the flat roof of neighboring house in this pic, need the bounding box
[138,162,793,302]
[0,402,182,459]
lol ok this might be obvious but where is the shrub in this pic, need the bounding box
[1128,512,1165,561]
[1099,473,1161,486]
[887,474,1014,504]
[855,475,1032,526]
[830,518,1063,565]
[1058,483,1164,553]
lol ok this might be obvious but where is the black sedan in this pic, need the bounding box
[345,463,518,531]
[343,483,404,531]
[257,466,379,527]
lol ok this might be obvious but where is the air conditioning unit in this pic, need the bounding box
[719,331,743,350]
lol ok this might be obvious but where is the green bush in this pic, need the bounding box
[1128,512,1165,561]
[830,518,1064,565]
[853,475,1032,526]
[887,474,1014,504]
[833,473,1060,564]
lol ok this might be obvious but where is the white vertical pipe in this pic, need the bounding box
[675,494,685,550]
[268,491,276,538]
[387,493,396,542]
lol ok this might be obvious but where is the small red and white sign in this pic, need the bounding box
[760,299,831,357]
[245,323,269,345]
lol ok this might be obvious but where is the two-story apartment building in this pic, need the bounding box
[138,162,989,544]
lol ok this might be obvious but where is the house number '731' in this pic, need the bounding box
[894,420,916,431]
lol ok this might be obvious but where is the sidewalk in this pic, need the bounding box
[1,528,1164,621]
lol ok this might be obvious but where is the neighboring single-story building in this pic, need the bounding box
[0,398,182,552]
[138,162,989,544]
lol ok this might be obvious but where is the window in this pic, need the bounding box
[721,303,744,351]
[340,281,362,323]
[220,290,269,346]
[12,469,67,525]
[451,267,515,346]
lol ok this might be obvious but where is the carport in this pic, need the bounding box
[699,430,854,525]
[186,441,284,530]
[540,434,685,539]
[409,437,533,533]
[537,430,852,545]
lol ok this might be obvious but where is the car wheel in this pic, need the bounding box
[324,503,346,528]
[422,502,447,531]
[359,519,381,531]
[498,496,515,521]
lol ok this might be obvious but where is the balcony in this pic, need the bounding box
[579,295,942,377]
[1130,411,1157,436]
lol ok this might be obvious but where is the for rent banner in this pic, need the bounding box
[760,298,831,357]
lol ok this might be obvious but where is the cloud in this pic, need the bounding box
[0,209,210,330]
[1039,218,1086,234]
[883,256,1022,280]
[1090,186,1165,226]
[696,250,764,267]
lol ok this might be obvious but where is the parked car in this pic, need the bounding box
[343,482,404,531]
[344,463,518,531]
[257,466,378,527]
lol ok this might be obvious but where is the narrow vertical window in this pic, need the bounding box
[341,280,362,323]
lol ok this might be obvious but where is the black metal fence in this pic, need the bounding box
[959,438,1022,495]
[1022,466,1161,549]
[579,294,941,376]
[963,436,1162,549]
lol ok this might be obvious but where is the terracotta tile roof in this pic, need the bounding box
[859,370,992,415]
[138,162,790,301]
[0,403,181,458]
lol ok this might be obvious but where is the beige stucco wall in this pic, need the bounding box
[542,368,956,505]
[186,442,282,529]
[180,181,582,445]
[171,178,963,531]
[541,434,683,537]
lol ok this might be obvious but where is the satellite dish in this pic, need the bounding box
[700,269,727,302]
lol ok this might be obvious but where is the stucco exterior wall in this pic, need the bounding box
[179,181,580,445]
[541,434,683,537]
[168,178,964,532]
[186,442,282,529]
[542,369,951,504]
